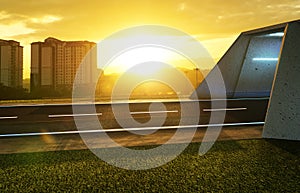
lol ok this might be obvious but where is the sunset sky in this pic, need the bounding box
[1,0,300,78]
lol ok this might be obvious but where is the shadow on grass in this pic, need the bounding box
[0,149,99,169]
[266,139,300,156]
[0,140,246,169]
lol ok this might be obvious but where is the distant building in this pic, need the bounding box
[31,37,97,94]
[0,39,23,88]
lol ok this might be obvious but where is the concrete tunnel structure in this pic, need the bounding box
[192,19,300,141]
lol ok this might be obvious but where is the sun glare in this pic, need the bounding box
[104,45,194,76]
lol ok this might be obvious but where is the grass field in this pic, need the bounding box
[1,139,299,192]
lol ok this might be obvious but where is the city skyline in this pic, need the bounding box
[0,36,207,94]
[1,0,300,78]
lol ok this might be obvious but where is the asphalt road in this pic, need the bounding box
[0,98,269,136]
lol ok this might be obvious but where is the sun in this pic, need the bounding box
[104,46,189,76]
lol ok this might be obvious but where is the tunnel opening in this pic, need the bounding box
[233,30,285,98]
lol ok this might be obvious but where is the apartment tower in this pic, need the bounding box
[0,39,23,88]
[31,37,97,93]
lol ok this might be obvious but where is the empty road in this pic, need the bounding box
[0,98,268,137]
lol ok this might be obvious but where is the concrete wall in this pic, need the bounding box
[263,22,300,140]
[192,34,251,99]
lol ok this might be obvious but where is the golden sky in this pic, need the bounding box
[1,0,300,78]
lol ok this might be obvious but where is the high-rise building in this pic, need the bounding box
[0,39,23,88]
[31,37,97,93]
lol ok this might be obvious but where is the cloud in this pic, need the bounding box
[30,15,62,24]
[0,11,11,20]
[1,0,300,41]
[0,22,36,38]
[216,12,255,21]
[0,11,62,38]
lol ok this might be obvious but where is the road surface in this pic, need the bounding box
[0,98,268,136]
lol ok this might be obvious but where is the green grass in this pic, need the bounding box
[0,139,299,192]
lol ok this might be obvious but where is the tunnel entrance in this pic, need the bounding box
[193,26,286,99]
[233,31,284,98]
